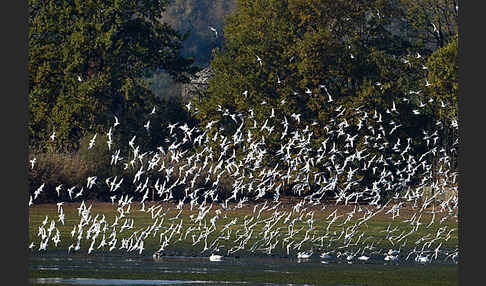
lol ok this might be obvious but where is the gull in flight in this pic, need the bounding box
[88,133,97,149]
[256,55,263,66]
[67,186,76,200]
[114,116,120,127]
[107,137,113,151]
[33,183,45,200]
[30,157,36,169]
[55,184,63,197]
[320,85,333,102]
[432,23,439,34]
[391,101,397,113]
[209,26,218,37]
[144,120,150,132]
[291,113,301,124]
[168,123,177,135]
[402,58,411,67]
[129,135,136,149]
[106,127,113,151]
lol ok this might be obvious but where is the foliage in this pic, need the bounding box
[188,0,460,200]
[29,0,199,152]
[29,151,92,203]
[146,71,184,101]
[28,0,459,202]
[425,35,458,122]
[195,0,420,157]
[399,0,459,51]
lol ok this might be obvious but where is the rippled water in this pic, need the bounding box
[30,277,340,286]
[29,253,454,286]
[30,277,236,285]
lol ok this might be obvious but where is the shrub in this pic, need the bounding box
[28,150,91,203]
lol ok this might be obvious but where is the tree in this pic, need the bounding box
[191,0,458,200]
[195,0,420,154]
[424,35,459,179]
[425,34,458,122]
[29,0,198,151]
[399,0,459,51]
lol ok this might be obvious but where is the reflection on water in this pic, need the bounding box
[30,277,247,285]
[30,277,338,286]
[29,253,454,286]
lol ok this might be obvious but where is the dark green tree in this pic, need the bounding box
[425,34,458,122]
[424,35,459,179]
[29,0,198,151]
[195,0,420,153]
[191,0,461,200]
[399,0,459,51]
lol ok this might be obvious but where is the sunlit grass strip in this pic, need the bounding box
[29,201,458,259]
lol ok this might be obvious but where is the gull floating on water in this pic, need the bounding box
[209,253,223,261]
[297,251,312,259]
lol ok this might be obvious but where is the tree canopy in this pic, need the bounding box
[425,34,458,122]
[190,0,458,195]
[29,0,198,151]
[195,0,424,146]
[399,0,459,51]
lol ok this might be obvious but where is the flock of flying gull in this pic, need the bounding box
[29,52,459,266]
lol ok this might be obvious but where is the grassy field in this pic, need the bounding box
[28,199,458,286]
[29,200,458,254]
